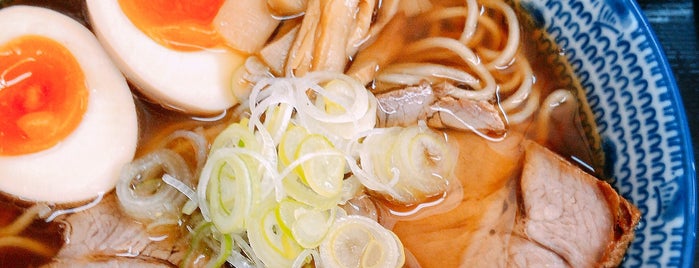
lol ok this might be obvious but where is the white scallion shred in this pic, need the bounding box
[162,173,197,205]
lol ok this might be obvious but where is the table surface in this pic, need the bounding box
[636,0,699,265]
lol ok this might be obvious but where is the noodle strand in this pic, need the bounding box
[0,236,55,257]
[0,204,49,236]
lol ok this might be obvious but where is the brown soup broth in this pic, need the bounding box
[0,197,65,267]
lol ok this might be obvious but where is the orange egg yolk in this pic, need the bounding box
[0,35,88,156]
[118,0,226,51]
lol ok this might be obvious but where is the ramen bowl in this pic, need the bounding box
[521,0,696,267]
[0,0,694,266]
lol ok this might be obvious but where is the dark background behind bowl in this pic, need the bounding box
[637,0,699,264]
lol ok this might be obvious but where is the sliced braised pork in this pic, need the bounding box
[47,256,174,268]
[375,82,505,134]
[390,133,639,268]
[427,96,506,132]
[376,83,435,127]
[44,194,187,267]
[507,235,567,267]
[517,141,640,267]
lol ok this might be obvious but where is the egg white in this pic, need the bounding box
[0,6,138,203]
[86,0,245,115]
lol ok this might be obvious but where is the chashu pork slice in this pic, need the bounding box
[375,82,505,134]
[44,193,187,267]
[518,141,640,267]
[507,235,567,267]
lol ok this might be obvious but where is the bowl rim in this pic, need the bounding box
[625,0,697,266]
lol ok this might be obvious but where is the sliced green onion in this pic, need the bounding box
[296,76,378,143]
[293,134,345,197]
[117,149,192,222]
[181,222,232,268]
[210,119,261,152]
[319,215,405,268]
[184,73,448,268]
[209,234,233,268]
[198,149,255,234]
[247,197,304,267]
[263,103,294,144]
[278,124,309,167]
[162,130,208,175]
[292,249,318,268]
[282,174,341,210]
[275,198,335,248]
[356,125,457,204]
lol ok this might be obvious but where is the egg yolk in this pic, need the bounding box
[118,0,226,51]
[0,35,88,156]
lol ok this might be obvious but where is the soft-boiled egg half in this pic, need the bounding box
[86,0,247,115]
[0,6,138,203]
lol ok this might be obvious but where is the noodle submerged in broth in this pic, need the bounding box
[0,0,634,267]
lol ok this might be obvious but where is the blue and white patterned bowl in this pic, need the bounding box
[519,0,696,267]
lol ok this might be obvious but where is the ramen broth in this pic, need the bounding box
[0,0,603,266]
[0,197,64,267]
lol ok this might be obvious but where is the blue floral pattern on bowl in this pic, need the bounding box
[518,0,696,267]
